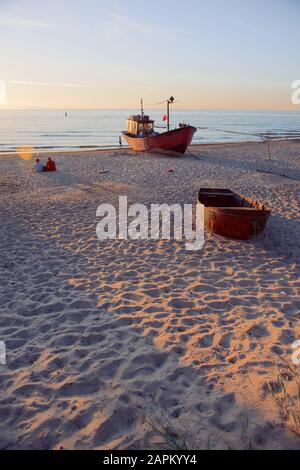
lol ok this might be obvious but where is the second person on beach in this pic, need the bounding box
[43,158,56,172]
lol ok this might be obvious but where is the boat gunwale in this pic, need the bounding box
[198,189,271,214]
[122,125,197,139]
[204,206,271,213]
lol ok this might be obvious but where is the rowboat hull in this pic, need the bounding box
[122,126,197,155]
[198,188,271,240]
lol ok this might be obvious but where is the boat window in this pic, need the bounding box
[137,122,153,133]
[127,120,138,134]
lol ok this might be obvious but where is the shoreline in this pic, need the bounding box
[0,138,299,158]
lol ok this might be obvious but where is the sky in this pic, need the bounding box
[0,0,299,110]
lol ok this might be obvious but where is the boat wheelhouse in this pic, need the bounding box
[126,115,155,136]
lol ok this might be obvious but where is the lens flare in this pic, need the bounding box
[17,146,34,161]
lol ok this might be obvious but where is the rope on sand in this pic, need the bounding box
[197,127,278,160]
[256,169,300,181]
[197,127,266,139]
[197,127,300,141]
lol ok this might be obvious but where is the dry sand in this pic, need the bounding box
[0,140,299,450]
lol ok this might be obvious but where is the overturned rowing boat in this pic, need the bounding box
[198,188,271,240]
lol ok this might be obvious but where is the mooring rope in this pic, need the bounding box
[196,126,277,160]
[197,127,274,140]
[197,126,300,142]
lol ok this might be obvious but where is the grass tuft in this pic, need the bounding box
[268,355,300,434]
[146,420,189,450]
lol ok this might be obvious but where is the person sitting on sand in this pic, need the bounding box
[33,159,44,173]
[44,157,56,172]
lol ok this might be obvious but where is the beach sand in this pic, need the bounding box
[0,140,299,450]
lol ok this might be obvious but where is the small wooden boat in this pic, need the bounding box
[122,98,197,155]
[198,188,271,240]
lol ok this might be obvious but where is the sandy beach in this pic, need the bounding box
[0,140,299,450]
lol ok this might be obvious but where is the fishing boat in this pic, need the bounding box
[198,188,271,240]
[122,97,197,155]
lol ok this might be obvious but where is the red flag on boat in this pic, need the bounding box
[163,114,168,122]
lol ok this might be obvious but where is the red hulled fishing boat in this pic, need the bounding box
[122,97,197,155]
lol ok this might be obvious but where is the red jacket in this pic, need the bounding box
[47,160,56,172]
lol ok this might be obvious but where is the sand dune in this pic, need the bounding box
[0,140,299,449]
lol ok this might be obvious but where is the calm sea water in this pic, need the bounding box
[0,109,300,152]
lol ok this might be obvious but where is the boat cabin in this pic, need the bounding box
[126,115,155,136]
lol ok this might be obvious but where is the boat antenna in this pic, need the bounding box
[141,98,144,118]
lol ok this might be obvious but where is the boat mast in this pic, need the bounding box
[141,98,144,118]
[167,96,174,132]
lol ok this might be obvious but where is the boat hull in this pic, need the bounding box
[122,126,197,155]
[198,188,271,240]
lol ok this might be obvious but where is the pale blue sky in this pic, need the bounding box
[0,0,299,109]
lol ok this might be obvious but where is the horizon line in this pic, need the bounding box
[0,107,299,113]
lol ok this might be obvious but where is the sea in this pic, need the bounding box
[0,109,300,153]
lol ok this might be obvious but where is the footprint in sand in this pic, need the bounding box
[58,377,102,397]
[246,324,270,339]
[278,329,295,345]
[219,333,233,349]
[168,299,194,309]
[197,334,214,348]
[93,406,137,447]
[210,393,239,433]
